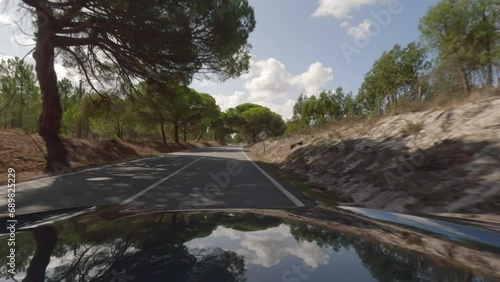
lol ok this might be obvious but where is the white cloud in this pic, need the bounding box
[0,53,81,87]
[290,62,333,96]
[187,225,330,268]
[193,78,217,87]
[312,0,388,19]
[0,54,13,61]
[243,58,292,99]
[341,19,373,40]
[54,63,83,85]
[0,13,12,25]
[212,91,250,111]
[210,58,333,119]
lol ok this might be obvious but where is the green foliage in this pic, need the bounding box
[139,83,221,143]
[285,119,307,135]
[0,59,284,145]
[22,0,259,87]
[4,0,498,147]
[17,0,257,170]
[226,103,286,143]
[290,87,360,132]
[0,58,41,133]
[358,42,431,114]
[85,95,137,140]
[420,0,500,93]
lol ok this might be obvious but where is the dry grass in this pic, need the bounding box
[440,120,451,132]
[401,121,424,137]
[285,87,499,139]
[246,149,337,207]
[327,131,343,139]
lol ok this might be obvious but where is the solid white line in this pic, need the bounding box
[241,148,305,208]
[120,152,214,205]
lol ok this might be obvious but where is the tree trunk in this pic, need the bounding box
[19,73,24,129]
[461,67,472,94]
[160,119,167,143]
[119,127,124,140]
[23,226,58,282]
[482,11,494,87]
[76,81,84,138]
[76,119,83,138]
[34,11,70,172]
[174,122,180,143]
[182,125,187,143]
[196,130,204,141]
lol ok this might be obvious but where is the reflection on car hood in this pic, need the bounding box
[1,206,499,282]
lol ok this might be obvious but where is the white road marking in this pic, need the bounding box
[0,148,211,190]
[241,148,305,207]
[0,155,162,190]
[120,152,214,205]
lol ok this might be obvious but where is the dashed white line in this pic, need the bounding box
[0,148,212,191]
[120,152,214,205]
[0,155,162,191]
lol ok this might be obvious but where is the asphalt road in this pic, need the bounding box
[0,146,309,215]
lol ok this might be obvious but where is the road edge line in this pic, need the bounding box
[120,152,214,205]
[241,148,305,208]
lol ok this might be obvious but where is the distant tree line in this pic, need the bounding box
[0,58,286,145]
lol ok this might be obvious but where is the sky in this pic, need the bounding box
[0,0,441,119]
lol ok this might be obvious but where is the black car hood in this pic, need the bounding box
[1,206,500,282]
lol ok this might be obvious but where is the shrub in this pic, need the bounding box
[402,121,423,137]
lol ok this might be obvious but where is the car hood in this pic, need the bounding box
[1,206,499,281]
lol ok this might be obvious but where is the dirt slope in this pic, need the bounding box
[250,97,500,214]
[0,130,220,184]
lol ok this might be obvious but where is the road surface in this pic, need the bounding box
[0,147,309,215]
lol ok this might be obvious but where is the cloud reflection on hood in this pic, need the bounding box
[185,224,330,268]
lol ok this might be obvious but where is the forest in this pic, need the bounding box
[0,61,285,145]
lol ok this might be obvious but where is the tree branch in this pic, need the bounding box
[58,46,106,99]
[56,19,95,34]
[59,0,88,26]
[55,35,98,47]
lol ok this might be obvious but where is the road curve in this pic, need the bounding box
[0,146,309,214]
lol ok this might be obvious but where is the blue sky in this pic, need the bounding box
[191,0,440,118]
[0,0,441,118]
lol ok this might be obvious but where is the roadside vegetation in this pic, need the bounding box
[246,149,338,208]
[0,0,291,173]
[284,0,500,136]
[1,0,499,192]
[247,0,500,212]
[0,0,261,172]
